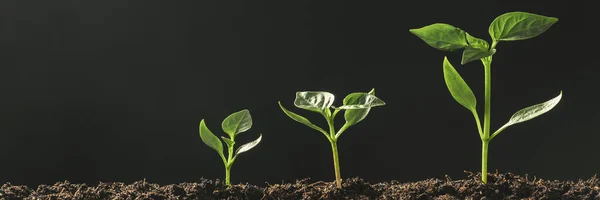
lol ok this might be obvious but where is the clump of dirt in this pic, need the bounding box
[1,171,598,199]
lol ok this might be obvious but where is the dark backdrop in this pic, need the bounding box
[0,0,594,187]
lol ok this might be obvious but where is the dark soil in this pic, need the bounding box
[1,171,599,200]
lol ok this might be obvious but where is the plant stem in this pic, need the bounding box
[325,111,342,189]
[330,140,342,188]
[225,165,232,186]
[225,142,234,187]
[481,56,493,184]
[481,140,489,184]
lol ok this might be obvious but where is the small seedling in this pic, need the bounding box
[199,109,262,187]
[278,89,385,188]
[410,11,562,184]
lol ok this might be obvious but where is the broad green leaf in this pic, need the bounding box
[336,93,386,110]
[462,47,496,65]
[294,91,335,113]
[221,109,253,137]
[443,57,477,111]
[236,134,262,154]
[409,23,468,51]
[489,11,558,41]
[493,91,562,138]
[221,137,235,147]
[199,120,225,157]
[342,89,382,126]
[278,101,329,136]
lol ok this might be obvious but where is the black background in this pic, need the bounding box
[0,0,594,187]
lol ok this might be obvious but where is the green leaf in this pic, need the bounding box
[462,47,496,65]
[493,91,562,138]
[294,91,335,113]
[278,101,329,137]
[466,32,489,50]
[342,90,383,126]
[221,136,235,147]
[489,11,558,41]
[199,120,225,157]
[368,88,375,95]
[221,109,253,137]
[336,93,386,110]
[443,57,477,112]
[461,33,495,65]
[236,134,262,154]
[409,23,468,51]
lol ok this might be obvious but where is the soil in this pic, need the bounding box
[1,171,599,200]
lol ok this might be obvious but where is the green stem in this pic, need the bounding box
[225,165,231,186]
[481,140,489,184]
[481,56,493,184]
[330,140,342,188]
[324,111,342,189]
[225,141,234,187]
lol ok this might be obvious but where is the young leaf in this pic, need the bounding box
[235,134,262,154]
[199,120,225,157]
[489,11,558,41]
[492,91,562,139]
[294,91,335,113]
[443,57,477,112]
[278,101,329,137]
[462,47,496,65]
[461,33,495,65]
[341,89,378,126]
[336,93,386,110]
[221,136,235,147]
[221,109,253,137]
[409,23,468,51]
[466,32,489,50]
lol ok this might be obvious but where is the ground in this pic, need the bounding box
[1,171,599,199]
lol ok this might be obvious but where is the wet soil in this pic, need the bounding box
[1,171,599,199]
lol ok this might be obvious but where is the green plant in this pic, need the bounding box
[278,89,385,188]
[199,109,262,187]
[409,11,562,184]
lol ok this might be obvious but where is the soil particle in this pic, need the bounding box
[1,171,598,199]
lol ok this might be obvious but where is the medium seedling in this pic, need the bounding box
[199,109,262,187]
[278,89,385,188]
[410,11,562,183]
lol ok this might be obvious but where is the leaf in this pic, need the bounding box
[199,120,225,157]
[466,32,489,50]
[221,109,253,137]
[336,93,386,110]
[409,23,468,51]
[278,101,329,136]
[461,33,495,65]
[294,91,335,113]
[368,88,375,95]
[489,11,558,41]
[443,57,477,112]
[495,91,562,136]
[342,89,383,126]
[221,136,235,147]
[236,134,262,154]
[461,47,496,65]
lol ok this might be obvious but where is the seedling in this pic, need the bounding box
[278,89,385,188]
[199,109,262,187]
[410,11,562,183]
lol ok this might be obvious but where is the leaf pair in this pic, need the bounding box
[199,109,262,165]
[279,89,385,139]
[410,12,558,65]
[443,57,562,140]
